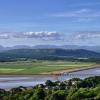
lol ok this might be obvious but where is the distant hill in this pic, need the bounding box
[0,49,100,61]
[0,45,100,53]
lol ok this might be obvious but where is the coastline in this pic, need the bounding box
[0,65,99,90]
[41,64,100,75]
[0,64,99,76]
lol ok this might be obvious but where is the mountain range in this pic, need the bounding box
[0,45,100,61]
[0,48,100,61]
[0,45,100,53]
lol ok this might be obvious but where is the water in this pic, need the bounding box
[58,67,100,81]
[0,75,56,89]
[0,67,100,89]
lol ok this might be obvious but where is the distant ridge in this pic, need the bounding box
[0,45,100,53]
[0,48,100,61]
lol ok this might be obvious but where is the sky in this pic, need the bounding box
[0,0,100,46]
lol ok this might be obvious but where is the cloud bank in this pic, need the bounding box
[0,31,100,45]
[72,32,100,40]
[0,31,64,41]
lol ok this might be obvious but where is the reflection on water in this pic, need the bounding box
[58,67,100,81]
[0,76,56,89]
[0,67,100,89]
[0,81,45,89]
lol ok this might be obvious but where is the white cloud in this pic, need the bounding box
[0,31,64,41]
[1,31,100,45]
[22,31,64,40]
[50,8,100,18]
[71,32,100,41]
[0,33,9,39]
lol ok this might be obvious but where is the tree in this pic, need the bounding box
[32,88,46,100]
[45,80,55,87]
[49,90,66,100]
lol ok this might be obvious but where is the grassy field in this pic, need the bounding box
[0,60,95,74]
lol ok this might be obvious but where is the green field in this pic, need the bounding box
[0,60,95,74]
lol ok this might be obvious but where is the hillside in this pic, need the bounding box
[0,49,100,61]
[1,45,100,53]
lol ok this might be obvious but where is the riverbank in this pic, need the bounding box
[0,64,99,76]
[0,61,94,75]
[42,64,100,75]
[0,67,99,89]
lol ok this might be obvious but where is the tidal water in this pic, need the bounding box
[0,67,100,89]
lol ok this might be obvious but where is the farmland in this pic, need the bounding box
[0,60,95,75]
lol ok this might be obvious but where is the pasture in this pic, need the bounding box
[0,60,95,74]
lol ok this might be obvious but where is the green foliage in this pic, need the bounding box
[69,88,95,100]
[32,88,46,100]
[49,90,67,100]
[67,88,78,100]
[79,76,100,88]
[45,80,55,87]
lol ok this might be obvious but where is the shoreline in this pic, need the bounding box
[41,64,100,75]
[0,64,99,77]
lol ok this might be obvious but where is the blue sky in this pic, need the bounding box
[0,0,100,46]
